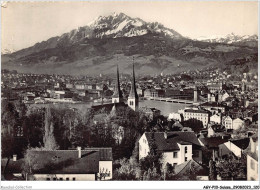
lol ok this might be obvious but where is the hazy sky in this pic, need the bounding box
[1,1,258,52]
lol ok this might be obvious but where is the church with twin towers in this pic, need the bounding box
[112,63,139,111]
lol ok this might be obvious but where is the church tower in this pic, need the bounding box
[194,86,198,103]
[128,62,139,111]
[112,65,123,103]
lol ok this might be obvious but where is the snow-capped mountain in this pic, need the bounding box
[195,33,258,44]
[57,12,183,45]
[1,48,15,55]
[2,12,257,76]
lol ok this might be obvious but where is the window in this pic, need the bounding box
[184,146,187,154]
[66,178,69,181]
[185,157,188,161]
[59,178,63,181]
[251,159,255,170]
[46,178,50,181]
[173,152,178,158]
[53,178,57,181]
[72,177,76,181]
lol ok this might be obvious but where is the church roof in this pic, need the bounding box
[91,102,127,113]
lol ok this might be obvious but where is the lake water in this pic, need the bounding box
[139,100,188,116]
[28,100,188,117]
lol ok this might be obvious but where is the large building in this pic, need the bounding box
[1,147,113,181]
[139,132,203,167]
[183,108,210,127]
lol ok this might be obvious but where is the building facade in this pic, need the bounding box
[183,109,210,127]
[139,132,203,167]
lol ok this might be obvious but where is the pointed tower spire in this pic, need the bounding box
[112,65,123,103]
[128,58,139,111]
[129,62,138,99]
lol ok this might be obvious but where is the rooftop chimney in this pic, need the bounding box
[164,132,167,139]
[13,154,17,162]
[77,147,81,158]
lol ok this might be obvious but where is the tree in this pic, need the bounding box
[209,159,217,180]
[182,118,203,133]
[143,166,161,180]
[43,107,59,150]
[22,147,43,180]
[162,163,175,180]
[113,157,141,180]
[1,100,19,159]
[216,154,246,180]
[140,131,162,175]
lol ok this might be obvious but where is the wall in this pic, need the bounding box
[178,143,192,163]
[224,117,233,129]
[139,134,150,160]
[210,115,221,124]
[208,128,215,137]
[247,155,258,181]
[34,174,95,181]
[184,112,209,127]
[99,161,113,180]
[162,151,180,167]
[193,150,202,163]
[168,112,182,121]
[224,141,242,157]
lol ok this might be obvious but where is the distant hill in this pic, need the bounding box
[2,12,258,76]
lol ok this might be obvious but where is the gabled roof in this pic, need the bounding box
[230,138,250,150]
[173,121,183,129]
[2,148,112,175]
[1,159,23,174]
[200,137,229,148]
[208,124,224,133]
[218,143,233,157]
[144,132,202,152]
[174,159,209,178]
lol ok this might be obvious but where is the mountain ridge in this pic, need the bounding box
[194,33,258,47]
[2,12,258,75]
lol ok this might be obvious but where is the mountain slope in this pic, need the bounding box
[2,13,258,75]
[6,12,182,59]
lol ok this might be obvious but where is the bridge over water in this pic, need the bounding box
[147,97,201,105]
